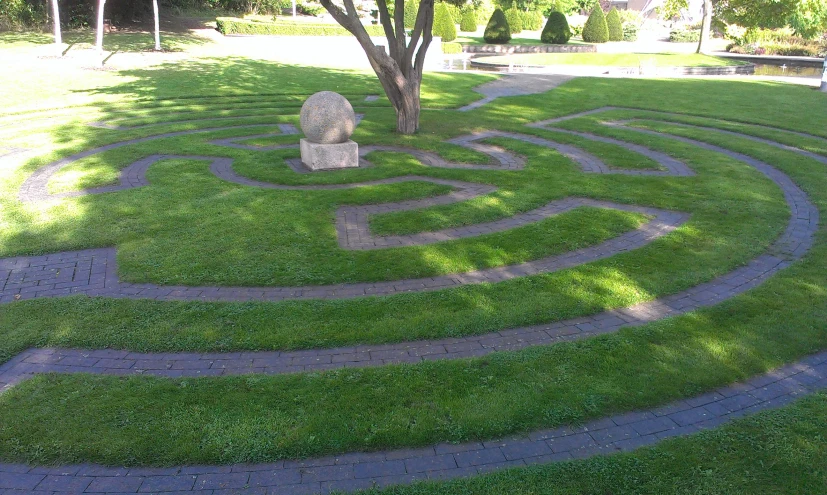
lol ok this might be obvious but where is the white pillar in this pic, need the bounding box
[153,0,161,51]
[821,56,827,92]
[96,0,106,53]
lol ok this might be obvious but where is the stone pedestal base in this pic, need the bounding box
[300,139,359,170]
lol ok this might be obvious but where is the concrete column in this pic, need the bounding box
[821,56,827,92]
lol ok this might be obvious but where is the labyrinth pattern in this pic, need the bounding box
[0,98,825,494]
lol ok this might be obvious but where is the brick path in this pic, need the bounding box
[458,74,575,112]
[1,351,825,494]
[1,109,824,493]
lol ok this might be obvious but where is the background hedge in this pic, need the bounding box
[459,8,477,32]
[606,7,623,41]
[522,10,543,30]
[582,7,609,43]
[216,17,385,36]
[541,11,571,44]
[484,8,511,43]
[505,6,523,34]
[432,2,457,42]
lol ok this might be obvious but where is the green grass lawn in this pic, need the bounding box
[0,30,210,52]
[369,393,827,494]
[0,38,826,485]
[472,53,746,67]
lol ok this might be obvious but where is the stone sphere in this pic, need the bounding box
[300,91,356,144]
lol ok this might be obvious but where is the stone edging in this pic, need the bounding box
[1,351,825,494]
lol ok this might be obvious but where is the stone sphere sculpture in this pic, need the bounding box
[300,91,356,144]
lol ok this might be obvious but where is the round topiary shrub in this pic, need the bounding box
[433,3,457,42]
[484,8,511,44]
[541,11,571,44]
[460,8,477,32]
[582,7,609,43]
[404,1,417,28]
[522,10,544,31]
[505,7,523,34]
[606,7,623,41]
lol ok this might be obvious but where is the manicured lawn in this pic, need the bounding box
[471,53,746,67]
[370,393,827,494]
[0,30,210,52]
[0,38,826,485]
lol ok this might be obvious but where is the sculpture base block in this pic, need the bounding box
[300,139,359,170]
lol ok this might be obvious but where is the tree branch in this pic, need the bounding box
[375,0,399,59]
[412,0,433,75]
[405,0,432,76]
[393,0,406,57]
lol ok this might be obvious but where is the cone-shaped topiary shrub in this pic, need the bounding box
[582,7,609,43]
[460,8,478,32]
[484,8,511,43]
[606,7,623,41]
[433,3,457,41]
[404,1,418,28]
[541,11,571,44]
[505,6,523,34]
[522,10,544,30]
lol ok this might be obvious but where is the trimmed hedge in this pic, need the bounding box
[606,7,623,41]
[522,10,544,31]
[460,8,477,32]
[581,7,609,43]
[433,2,457,42]
[505,7,523,34]
[442,41,463,54]
[404,1,418,28]
[623,22,639,41]
[541,11,571,44]
[484,9,511,44]
[669,28,700,42]
[216,17,385,36]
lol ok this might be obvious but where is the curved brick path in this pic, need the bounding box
[0,110,823,493]
[1,351,825,494]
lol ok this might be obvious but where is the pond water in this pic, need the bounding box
[441,55,825,80]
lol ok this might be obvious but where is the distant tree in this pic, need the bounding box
[788,0,827,38]
[541,10,571,43]
[582,6,608,42]
[460,7,478,31]
[152,0,161,51]
[505,6,523,33]
[50,0,62,49]
[433,2,457,40]
[96,0,106,52]
[605,6,622,40]
[484,8,512,42]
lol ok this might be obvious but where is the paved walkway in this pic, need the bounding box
[1,351,825,494]
[458,74,575,112]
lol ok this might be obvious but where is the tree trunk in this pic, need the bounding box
[96,0,106,52]
[50,0,62,47]
[153,0,161,51]
[696,0,712,53]
[319,0,433,134]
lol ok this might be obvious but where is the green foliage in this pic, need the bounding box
[715,0,800,30]
[669,27,701,42]
[0,0,47,29]
[541,11,571,43]
[441,2,463,24]
[605,7,623,41]
[442,41,463,53]
[216,17,386,35]
[460,8,478,31]
[484,8,511,43]
[581,7,608,42]
[475,0,496,24]
[787,0,827,39]
[505,6,524,33]
[522,10,544,30]
[622,22,639,41]
[433,2,458,41]
[295,1,325,16]
[404,0,418,28]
